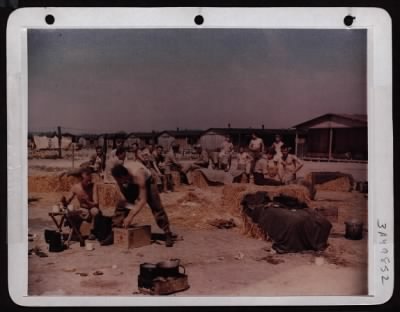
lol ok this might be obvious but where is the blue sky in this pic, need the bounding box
[28,28,366,134]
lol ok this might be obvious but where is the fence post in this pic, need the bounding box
[57,126,62,159]
[72,143,75,168]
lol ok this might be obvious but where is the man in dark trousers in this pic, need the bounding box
[100,162,174,247]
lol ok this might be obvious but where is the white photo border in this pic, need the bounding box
[7,7,393,306]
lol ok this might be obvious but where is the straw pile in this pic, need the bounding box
[96,183,122,208]
[176,191,206,204]
[191,170,209,188]
[28,175,80,192]
[222,183,312,240]
[28,172,105,193]
[222,183,312,212]
[163,190,230,230]
[240,211,269,240]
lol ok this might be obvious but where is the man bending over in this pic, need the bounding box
[100,162,174,247]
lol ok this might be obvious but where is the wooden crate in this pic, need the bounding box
[153,275,189,295]
[138,274,190,295]
[171,171,181,187]
[113,225,151,249]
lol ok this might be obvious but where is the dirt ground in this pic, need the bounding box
[27,154,368,297]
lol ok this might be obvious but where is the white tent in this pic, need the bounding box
[33,135,49,150]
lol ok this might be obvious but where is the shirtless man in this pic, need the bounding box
[278,145,303,184]
[61,168,101,240]
[90,145,106,174]
[249,133,265,174]
[140,145,165,193]
[264,147,282,185]
[153,145,165,166]
[236,146,252,178]
[219,136,234,171]
[271,134,284,158]
[253,151,268,185]
[101,162,174,247]
[278,145,316,198]
[110,138,125,160]
[130,142,144,162]
[249,133,264,155]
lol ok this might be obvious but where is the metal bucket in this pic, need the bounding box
[44,229,65,252]
[344,220,363,240]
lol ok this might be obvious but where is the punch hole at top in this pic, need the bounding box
[344,15,355,27]
[194,15,204,25]
[45,14,55,25]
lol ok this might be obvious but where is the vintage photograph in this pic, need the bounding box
[27,28,368,296]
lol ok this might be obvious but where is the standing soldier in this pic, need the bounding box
[271,134,285,158]
[248,132,265,174]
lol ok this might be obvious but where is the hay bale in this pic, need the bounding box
[240,209,268,240]
[28,173,104,193]
[96,183,122,208]
[28,175,79,192]
[222,183,312,214]
[191,170,209,188]
[223,183,312,240]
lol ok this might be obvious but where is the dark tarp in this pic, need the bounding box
[242,192,332,253]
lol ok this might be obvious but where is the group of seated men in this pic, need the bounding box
[60,134,306,247]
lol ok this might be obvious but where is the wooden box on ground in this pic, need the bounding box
[171,171,181,188]
[315,207,339,223]
[113,225,151,249]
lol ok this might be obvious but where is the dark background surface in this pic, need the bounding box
[0,0,398,311]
